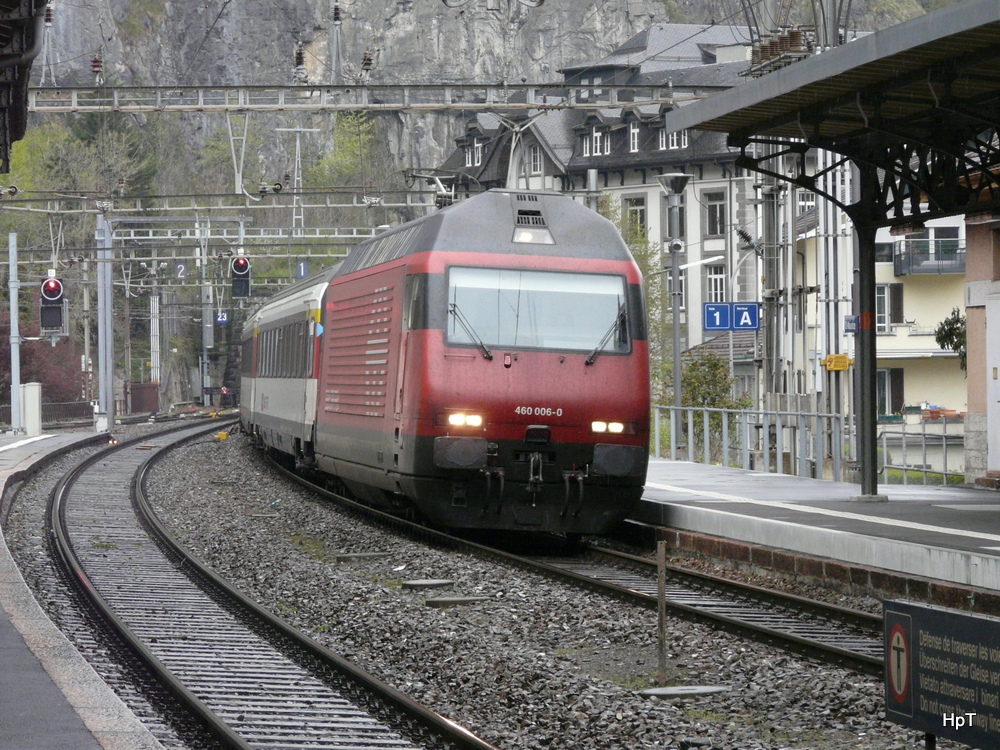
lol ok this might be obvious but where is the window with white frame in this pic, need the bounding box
[580,75,603,99]
[592,128,603,156]
[629,121,640,153]
[704,191,726,237]
[658,128,667,150]
[529,144,542,174]
[582,134,590,157]
[668,129,688,149]
[474,139,484,166]
[624,197,646,236]
[875,283,904,333]
[797,190,816,215]
[876,368,904,415]
[464,144,473,167]
[875,284,892,333]
[706,264,726,303]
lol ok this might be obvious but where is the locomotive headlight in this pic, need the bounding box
[512,227,555,245]
[592,421,632,434]
[445,412,483,427]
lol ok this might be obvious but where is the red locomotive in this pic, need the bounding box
[241,189,649,536]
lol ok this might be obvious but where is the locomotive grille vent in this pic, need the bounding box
[516,209,547,227]
[341,225,420,275]
[515,194,539,202]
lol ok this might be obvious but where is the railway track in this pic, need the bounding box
[49,420,496,750]
[529,547,885,675]
[267,456,886,676]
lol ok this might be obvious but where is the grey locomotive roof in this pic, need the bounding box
[337,189,632,276]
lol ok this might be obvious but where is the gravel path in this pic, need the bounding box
[140,431,953,750]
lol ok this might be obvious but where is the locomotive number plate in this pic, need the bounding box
[514,405,563,417]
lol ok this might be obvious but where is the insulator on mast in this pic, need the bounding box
[292,42,308,84]
[91,52,103,76]
[44,4,53,25]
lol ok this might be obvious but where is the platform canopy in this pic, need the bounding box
[664,0,1000,229]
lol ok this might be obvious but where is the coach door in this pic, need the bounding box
[988,293,1000,474]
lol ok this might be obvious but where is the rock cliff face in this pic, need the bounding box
[39,0,686,174]
[38,0,940,180]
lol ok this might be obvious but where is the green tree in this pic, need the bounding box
[681,352,752,410]
[934,307,966,370]
[678,352,752,463]
[597,197,666,402]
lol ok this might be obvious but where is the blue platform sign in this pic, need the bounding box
[703,302,760,332]
[703,303,731,331]
[732,303,761,330]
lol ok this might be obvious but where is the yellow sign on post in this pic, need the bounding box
[824,354,851,371]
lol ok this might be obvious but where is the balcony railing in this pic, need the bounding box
[893,239,966,275]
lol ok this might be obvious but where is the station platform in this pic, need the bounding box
[634,458,1000,605]
[0,430,165,750]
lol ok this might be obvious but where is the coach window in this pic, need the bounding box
[404,275,425,330]
[300,321,311,377]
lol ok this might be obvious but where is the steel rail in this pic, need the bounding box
[135,430,499,750]
[50,419,250,748]
[50,419,496,750]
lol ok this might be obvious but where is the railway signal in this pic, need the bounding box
[39,275,65,330]
[231,256,251,298]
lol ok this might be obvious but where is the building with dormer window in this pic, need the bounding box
[436,23,967,448]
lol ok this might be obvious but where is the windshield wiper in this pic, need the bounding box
[585,306,627,366]
[449,303,494,360]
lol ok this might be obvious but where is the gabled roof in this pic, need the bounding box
[529,108,581,170]
[685,330,757,359]
[637,60,749,88]
[560,23,751,79]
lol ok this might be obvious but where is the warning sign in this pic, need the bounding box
[886,615,912,715]
[884,601,1000,747]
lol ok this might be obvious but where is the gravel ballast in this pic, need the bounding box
[1,423,962,750]
[142,431,953,750]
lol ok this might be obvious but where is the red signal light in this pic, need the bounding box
[231,257,250,276]
[231,257,251,298]
[41,278,64,302]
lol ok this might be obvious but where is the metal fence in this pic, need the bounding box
[653,405,845,481]
[653,405,968,485]
[878,417,965,485]
[0,401,95,428]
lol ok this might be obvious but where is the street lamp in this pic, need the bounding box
[656,172,691,416]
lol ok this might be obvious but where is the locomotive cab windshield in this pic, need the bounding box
[445,267,630,354]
